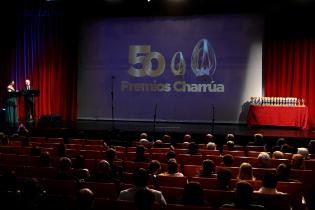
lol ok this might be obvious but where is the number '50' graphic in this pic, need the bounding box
[128,45,186,78]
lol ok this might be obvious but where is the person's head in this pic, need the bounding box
[308,140,315,154]
[76,188,95,210]
[281,143,296,153]
[0,135,9,145]
[297,147,310,160]
[39,151,51,167]
[234,181,254,207]
[134,189,155,210]
[222,154,234,167]
[105,148,116,162]
[183,134,192,143]
[136,145,146,156]
[272,151,284,159]
[58,157,72,173]
[277,138,287,146]
[94,160,111,176]
[167,158,179,174]
[226,133,235,141]
[257,152,270,168]
[139,138,150,148]
[188,142,198,155]
[291,154,304,169]
[276,163,291,180]
[206,142,216,150]
[253,133,264,145]
[9,80,15,86]
[238,162,254,180]
[181,182,204,205]
[201,159,215,175]
[226,140,235,151]
[205,133,214,143]
[25,79,30,86]
[21,177,43,201]
[133,168,149,187]
[153,140,162,148]
[140,132,148,140]
[262,173,278,189]
[147,160,161,175]
[166,150,176,161]
[217,168,232,187]
[74,155,86,169]
[162,134,171,143]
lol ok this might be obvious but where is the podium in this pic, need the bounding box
[23,89,39,122]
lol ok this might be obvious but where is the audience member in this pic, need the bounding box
[19,177,45,210]
[166,150,176,161]
[197,159,216,178]
[226,140,235,151]
[147,160,161,176]
[281,143,297,154]
[297,147,310,160]
[308,140,315,154]
[159,158,184,177]
[72,155,90,180]
[253,133,264,146]
[56,143,67,157]
[291,154,305,169]
[221,181,265,209]
[256,173,285,194]
[187,142,199,155]
[222,154,234,167]
[152,140,163,148]
[134,188,156,210]
[272,151,284,159]
[76,188,95,210]
[39,151,52,167]
[134,145,149,162]
[55,157,78,180]
[206,142,216,150]
[272,138,287,151]
[118,168,167,205]
[105,148,123,179]
[162,134,171,143]
[257,152,270,168]
[216,168,233,190]
[237,162,255,181]
[180,182,205,206]
[204,133,214,144]
[276,163,298,182]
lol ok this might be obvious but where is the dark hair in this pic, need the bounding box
[180,182,204,206]
[39,151,51,167]
[222,154,234,167]
[59,157,72,172]
[217,168,232,187]
[201,159,215,175]
[147,160,161,174]
[235,181,254,207]
[136,145,145,155]
[74,155,86,169]
[105,148,116,161]
[134,189,155,210]
[76,188,95,210]
[188,142,198,155]
[57,143,66,157]
[133,168,149,187]
[166,150,176,161]
[167,158,178,174]
[276,163,291,180]
[262,173,278,189]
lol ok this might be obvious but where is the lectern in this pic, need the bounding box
[23,89,39,122]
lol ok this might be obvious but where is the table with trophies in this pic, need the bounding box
[247,97,309,129]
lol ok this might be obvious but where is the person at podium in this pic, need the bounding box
[23,79,35,123]
[5,80,18,126]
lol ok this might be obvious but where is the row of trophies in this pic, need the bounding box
[250,97,305,106]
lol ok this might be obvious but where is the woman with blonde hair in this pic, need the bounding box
[237,162,255,181]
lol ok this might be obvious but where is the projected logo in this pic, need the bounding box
[123,38,224,93]
[191,39,216,83]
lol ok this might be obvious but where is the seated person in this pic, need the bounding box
[216,168,233,190]
[55,157,78,180]
[159,158,184,177]
[221,181,265,209]
[308,140,315,154]
[180,182,206,206]
[134,188,156,210]
[256,173,285,194]
[276,163,298,182]
[197,159,216,178]
[118,168,167,206]
[206,142,216,150]
[76,188,95,210]
[134,145,149,162]
[204,133,214,144]
[187,142,199,155]
[166,150,176,162]
[272,151,284,159]
[105,148,123,179]
[226,140,235,151]
[257,152,270,168]
[291,154,305,169]
[222,154,234,167]
[237,162,255,181]
[297,147,310,160]
[39,151,52,167]
[71,155,90,180]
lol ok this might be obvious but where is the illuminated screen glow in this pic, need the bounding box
[77,15,263,123]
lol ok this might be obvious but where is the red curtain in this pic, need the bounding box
[0,12,77,122]
[264,38,315,127]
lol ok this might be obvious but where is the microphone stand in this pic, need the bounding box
[211,104,215,134]
[111,76,115,131]
[153,104,157,138]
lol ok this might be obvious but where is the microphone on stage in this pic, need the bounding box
[153,104,158,134]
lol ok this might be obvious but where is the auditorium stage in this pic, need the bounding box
[12,119,314,147]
